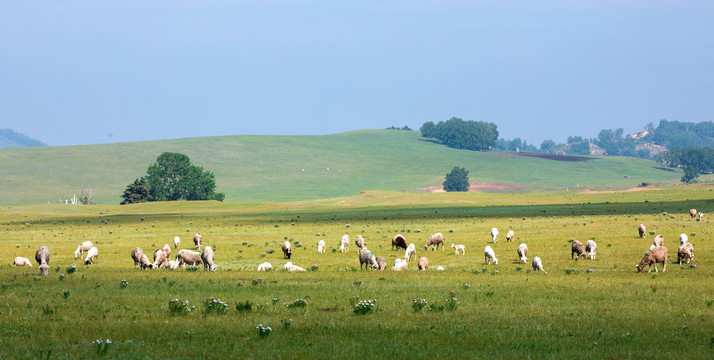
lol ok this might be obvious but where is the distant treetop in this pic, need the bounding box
[420,117,498,151]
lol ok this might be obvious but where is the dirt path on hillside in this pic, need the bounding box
[422,182,525,193]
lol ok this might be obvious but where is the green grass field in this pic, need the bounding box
[0,130,688,205]
[1,186,713,359]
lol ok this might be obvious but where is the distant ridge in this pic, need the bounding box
[0,129,46,148]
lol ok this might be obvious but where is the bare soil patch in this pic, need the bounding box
[491,152,595,162]
[422,182,526,193]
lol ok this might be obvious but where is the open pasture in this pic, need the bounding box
[1,187,713,359]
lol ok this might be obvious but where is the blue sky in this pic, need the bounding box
[2,1,713,146]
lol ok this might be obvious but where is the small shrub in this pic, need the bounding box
[168,299,194,315]
[445,291,459,311]
[93,339,112,355]
[428,303,445,312]
[235,300,253,312]
[461,283,471,290]
[706,299,714,307]
[256,324,272,339]
[42,304,53,315]
[59,273,65,281]
[285,298,308,309]
[282,318,292,331]
[119,279,128,289]
[235,281,244,287]
[349,296,360,306]
[62,289,71,299]
[412,298,427,312]
[203,297,228,315]
[272,298,279,305]
[353,280,363,288]
[66,264,77,274]
[353,299,376,315]
[252,278,263,286]
[266,249,275,254]
[310,264,319,272]
[185,266,200,272]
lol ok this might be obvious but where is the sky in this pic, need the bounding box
[1,1,713,147]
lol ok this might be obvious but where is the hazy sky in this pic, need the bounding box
[2,1,713,146]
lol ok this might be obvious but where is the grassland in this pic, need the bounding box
[0,130,687,205]
[1,186,713,359]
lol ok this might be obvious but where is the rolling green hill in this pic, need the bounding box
[0,130,684,205]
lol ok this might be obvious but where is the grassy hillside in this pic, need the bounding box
[0,130,685,205]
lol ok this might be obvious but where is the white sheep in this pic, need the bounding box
[257,262,273,271]
[354,235,366,251]
[585,240,597,260]
[13,257,32,267]
[532,256,546,273]
[506,230,515,242]
[173,236,180,249]
[35,246,50,276]
[168,260,179,270]
[517,243,528,264]
[391,258,408,271]
[162,243,172,259]
[491,228,499,243]
[84,246,98,265]
[131,248,153,269]
[698,212,704,220]
[153,248,170,269]
[176,249,203,268]
[317,240,326,254]
[424,233,445,251]
[435,266,445,271]
[653,235,664,247]
[484,245,498,265]
[201,246,217,271]
[404,243,417,262]
[689,209,697,220]
[679,233,688,246]
[451,243,465,255]
[193,233,203,251]
[283,261,306,272]
[340,235,349,252]
[418,257,429,270]
[638,224,646,238]
[73,241,94,259]
[282,241,292,259]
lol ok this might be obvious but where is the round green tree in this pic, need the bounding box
[443,166,470,192]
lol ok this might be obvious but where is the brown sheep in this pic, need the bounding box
[193,233,203,251]
[392,234,407,251]
[424,233,445,251]
[375,256,387,271]
[153,248,170,269]
[653,235,664,247]
[35,246,50,276]
[678,243,694,264]
[689,209,697,220]
[638,224,646,238]
[418,257,429,271]
[131,248,153,269]
[162,244,171,259]
[571,240,586,259]
[201,246,217,271]
[176,249,203,268]
[282,241,292,259]
[636,246,668,273]
[354,235,366,251]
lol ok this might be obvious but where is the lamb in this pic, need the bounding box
[283,261,306,272]
[404,243,417,262]
[585,240,597,260]
[698,212,704,220]
[506,230,515,242]
[517,243,528,264]
[424,233,445,251]
[201,246,217,271]
[391,258,408,271]
[638,224,646,238]
[451,243,465,255]
[679,233,688,246]
[131,248,153,269]
[73,241,94,259]
[12,257,32,267]
[193,233,203,251]
[257,262,273,271]
[358,247,378,270]
[571,240,586,259]
[491,228,499,243]
[392,234,408,251]
[153,248,170,268]
[375,256,387,270]
[532,256,546,273]
[84,247,98,265]
[35,246,50,276]
[636,246,668,273]
[653,235,664,247]
[484,245,498,265]
[354,235,366,251]
[689,209,697,220]
[317,240,326,254]
[340,235,350,252]
[678,243,694,264]
[435,266,445,271]
[418,257,429,271]
[174,236,180,249]
[162,244,171,259]
[176,249,203,268]
[168,260,179,270]
[282,241,292,259]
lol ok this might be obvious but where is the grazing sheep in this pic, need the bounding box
[162,244,171,259]
[636,246,668,273]
[571,240,586,259]
[176,249,203,268]
[484,245,498,265]
[404,243,417,262]
[532,256,546,273]
[358,247,378,270]
[12,257,32,267]
[317,240,326,254]
[653,235,664,247]
[257,262,273,271]
[638,224,646,238]
[698,212,704,220]
[375,256,387,270]
[391,258,408,271]
[392,234,408,251]
[689,209,697,220]
[84,247,98,265]
[517,243,528,264]
[418,257,429,271]
[131,248,153,269]
[73,241,94,259]
[174,236,180,249]
[193,233,203,251]
[355,235,366,251]
[678,243,694,264]
[282,241,292,259]
[435,266,445,271]
[283,261,306,272]
[585,240,597,260]
[340,235,350,252]
[491,228,499,243]
[168,260,179,270]
[153,248,170,269]
[201,246,217,271]
[679,233,688,246]
[451,243,465,255]
[424,233,445,251]
[506,230,515,242]
[35,246,50,276]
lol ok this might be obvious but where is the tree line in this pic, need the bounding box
[420,117,498,151]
